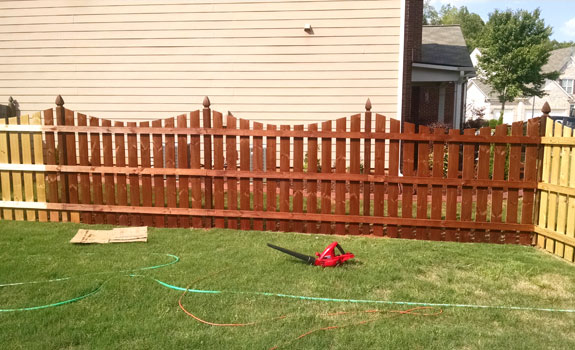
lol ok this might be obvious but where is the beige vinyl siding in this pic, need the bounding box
[0,0,403,123]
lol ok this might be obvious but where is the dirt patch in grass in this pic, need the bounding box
[513,273,573,299]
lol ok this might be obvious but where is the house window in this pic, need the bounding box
[561,79,574,94]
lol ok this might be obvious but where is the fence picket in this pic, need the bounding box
[65,109,80,223]
[77,113,91,224]
[127,121,141,226]
[373,114,385,236]
[506,122,522,244]
[279,125,291,232]
[445,129,459,241]
[44,109,59,222]
[266,124,277,231]
[212,111,225,228]
[140,121,154,227]
[9,116,24,221]
[190,111,202,228]
[521,118,539,245]
[416,125,430,240]
[31,112,47,222]
[507,122,522,224]
[152,119,165,227]
[293,125,304,233]
[387,118,400,238]
[102,119,116,224]
[56,103,69,222]
[253,122,264,231]
[19,115,36,221]
[430,127,445,241]
[554,125,572,257]
[177,115,190,228]
[89,117,104,224]
[226,114,238,229]
[0,118,11,220]
[490,124,507,244]
[460,129,475,242]
[335,118,347,235]
[349,115,361,235]
[240,119,251,231]
[306,123,318,233]
[401,122,416,239]
[546,122,563,253]
[475,127,491,243]
[566,129,575,261]
[537,118,553,248]
[320,120,332,234]
[114,121,129,226]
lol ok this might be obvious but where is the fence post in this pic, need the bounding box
[203,97,213,217]
[55,95,70,221]
[362,98,372,234]
[535,102,551,247]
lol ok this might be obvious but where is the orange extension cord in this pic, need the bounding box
[177,287,442,349]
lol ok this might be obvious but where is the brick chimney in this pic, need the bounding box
[401,0,424,122]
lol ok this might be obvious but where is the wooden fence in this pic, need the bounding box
[0,96,544,245]
[535,106,575,262]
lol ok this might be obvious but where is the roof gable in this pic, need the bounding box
[543,47,575,73]
[420,25,474,68]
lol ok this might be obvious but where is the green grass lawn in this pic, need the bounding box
[1,221,574,349]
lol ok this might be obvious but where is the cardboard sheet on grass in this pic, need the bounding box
[70,227,148,244]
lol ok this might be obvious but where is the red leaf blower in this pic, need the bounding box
[267,241,354,267]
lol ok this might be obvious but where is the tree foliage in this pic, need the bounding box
[477,9,560,118]
[423,2,485,51]
[550,40,575,50]
[423,0,439,25]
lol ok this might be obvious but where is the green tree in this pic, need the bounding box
[478,9,560,120]
[438,5,485,51]
[423,0,440,25]
[550,40,575,50]
[423,2,485,51]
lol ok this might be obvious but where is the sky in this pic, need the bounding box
[428,0,575,42]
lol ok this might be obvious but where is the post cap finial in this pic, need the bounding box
[365,98,372,111]
[55,95,64,107]
[541,101,551,115]
[203,96,211,108]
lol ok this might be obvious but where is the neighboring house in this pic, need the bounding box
[409,25,475,129]
[467,46,575,123]
[0,1,467,128]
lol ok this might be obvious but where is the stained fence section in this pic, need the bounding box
[0,98,543,245]
[536,115,575,263]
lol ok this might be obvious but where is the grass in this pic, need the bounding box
[1,221,574,349]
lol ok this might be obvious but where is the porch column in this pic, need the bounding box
[438,83,446,124]
[453,81,463,129]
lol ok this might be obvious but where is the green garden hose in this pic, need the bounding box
[0,253,179,312]
[2,253,574,314]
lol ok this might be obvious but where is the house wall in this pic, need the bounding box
[559,59,575,98]
[560,59,575,82]
[528,81,573,117]
[0,0,404,124]
[465,82,491,120]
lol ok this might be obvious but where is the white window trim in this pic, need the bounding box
[561,79,574,94]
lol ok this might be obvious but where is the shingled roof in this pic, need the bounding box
[542,46,575,73]
[420,25,474,68]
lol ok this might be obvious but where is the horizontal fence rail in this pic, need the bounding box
[0,96,548,246]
